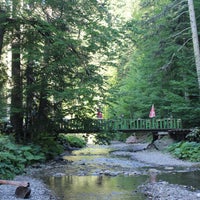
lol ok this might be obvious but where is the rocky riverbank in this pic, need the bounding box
[139,181,200,200]
[0,176,58,200]
[111,142,200,200]
[0,141,200,200]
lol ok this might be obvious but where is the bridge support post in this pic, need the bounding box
[152,132,158,143]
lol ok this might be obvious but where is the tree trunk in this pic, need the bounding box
[10,0,23,143]
[11,37,23,143]
[188,0,200,91]
[34,13,53,134]
[24,61,35,141]
[0,7,6,56]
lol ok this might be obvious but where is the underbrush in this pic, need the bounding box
[33,132,64,159]
[167,141,200,162]
[0,135,46,179]
[93,132,116,145]
[167,127,200,162]
[0,133,87,179]
[59,134,86,148]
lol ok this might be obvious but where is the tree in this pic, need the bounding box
[0,0,121,142]
[0,4,6,56]
[10,0,23,142]
[188,0,200,91]
[108,0,200,127]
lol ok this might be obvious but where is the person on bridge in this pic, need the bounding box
[149,104,156,118]
[97,109,103,119]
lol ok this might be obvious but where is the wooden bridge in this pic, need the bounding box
[58,118,189,134]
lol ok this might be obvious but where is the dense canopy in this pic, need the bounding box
[0,0,199,143]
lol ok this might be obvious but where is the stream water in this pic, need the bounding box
[38,145,200,200]
[43,175,147,199]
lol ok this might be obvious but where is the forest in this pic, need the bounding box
[0,0,200,144]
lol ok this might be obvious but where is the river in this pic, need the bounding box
[33,143,200,200]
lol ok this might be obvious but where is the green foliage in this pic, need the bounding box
[1,0,122,141]
[107,0,200,128]
[59,134,86,148]
[113,132,132,142]
[167,141,200,162]
[33,132,64,160]
[0,135,45,179]
[93,132,116,145]
[186,127,200,142]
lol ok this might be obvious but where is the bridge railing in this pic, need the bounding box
[59,118,182,133]
[112,118,182,130]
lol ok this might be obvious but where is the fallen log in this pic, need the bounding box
[0,180,29,187]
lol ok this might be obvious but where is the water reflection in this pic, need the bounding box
[43,175,147,200]
[158,170,200,190]
[40,145,200,199]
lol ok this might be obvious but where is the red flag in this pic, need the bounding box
[149,104,156,118]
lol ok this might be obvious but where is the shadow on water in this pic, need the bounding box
[43,175,147,200]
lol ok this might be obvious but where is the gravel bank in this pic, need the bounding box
[110,142,199,167]
[111,144,200,200]
[139,181,200,200]
[110,142,200,200]
[131,150,199,167]
[0,176,58,200]
[135,149,200,200]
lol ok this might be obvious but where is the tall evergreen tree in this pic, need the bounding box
[188,0,200,91]
[109,0,200,127]
[10,0,23,142]
[1,0,121,142]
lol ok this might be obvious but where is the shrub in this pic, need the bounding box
[33,132,64,160]
[186,127,200,142]
[0,135,45,179]
[113,132,132,142]
[167,141,200,162]
[59,134,86,148]
[93,132,116,145]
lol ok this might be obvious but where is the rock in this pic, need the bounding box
[0,176,58,200]
[164,166,174,170]
[148,168,159,183]
[126,136,137,144]
[197,193,200,197]
[53,173,66,177]
[15,186,31,199]
[104,170,119,176]
[153,136,175,151]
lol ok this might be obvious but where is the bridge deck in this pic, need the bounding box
[58,118,190,134]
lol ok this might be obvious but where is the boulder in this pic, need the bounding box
[153,136,175,151]
[126,135,137,144]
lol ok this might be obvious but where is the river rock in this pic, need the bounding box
[126,135,137,144]
[104,170,119,176]
[53,173,66,177]
[196,193,200,197]
[153,136,175,151]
